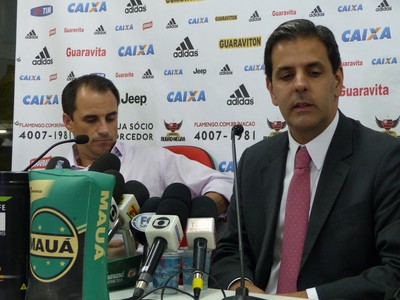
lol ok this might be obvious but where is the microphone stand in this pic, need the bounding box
[23,135,88,171]
[224,125,263,300]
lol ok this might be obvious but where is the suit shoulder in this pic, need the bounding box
[245,131,288,154]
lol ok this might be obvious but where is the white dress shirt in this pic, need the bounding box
[66,140,233,200]
[265,112,339,299]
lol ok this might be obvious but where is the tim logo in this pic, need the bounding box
[173,37,198,58]
[375,116,400,138]
[161,120,186,142]
[31,5,53,17]
[266,119,287,137]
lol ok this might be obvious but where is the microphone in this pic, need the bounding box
[124,180,150,207]
[226,125,262,300]
[161,182,192,211]
[106,170,126,240]
[186,196,218,299]
[104,170,125,204]
[131,186,191,299]
[88,152,121,172]
[23,134,89,171]
[130,197,161,246]
[45,156,71,169]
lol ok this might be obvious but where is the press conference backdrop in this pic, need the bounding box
[12,0,400,171]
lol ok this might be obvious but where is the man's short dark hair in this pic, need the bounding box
[264,19,341,81]
[61,74,120,119]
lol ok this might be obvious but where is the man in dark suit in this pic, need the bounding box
[210,19,400,299]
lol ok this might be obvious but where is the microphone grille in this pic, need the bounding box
[157,198,190,230]
[75,135,89,144]
[232,125,244,136]
[88,152,121,172]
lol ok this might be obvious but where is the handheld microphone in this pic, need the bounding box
[226,125,262,300]
[124,180,150,207]
[104,170,125,204]
[45,156,71,169]
[130,197,161,246]
[131,185,191,300]
[88,152,121,172]
[186,196,218,299]
[161,182,192,211]
[23,134,89,171]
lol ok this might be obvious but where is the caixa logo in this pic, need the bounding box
[30,208,78,282]
[67,2,107,13]
[23,95,59,105]
[20,75,41,81]
[118,44,154,56]
[342,26,391,42]
[167,90,206,102]
[372,57,397,65]
[218,161,234,172]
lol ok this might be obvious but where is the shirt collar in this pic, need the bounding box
[69,140,123,170]
[288,111,339,170]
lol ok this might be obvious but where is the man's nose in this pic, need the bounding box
[294,72,308,92]
[97,120,110,134]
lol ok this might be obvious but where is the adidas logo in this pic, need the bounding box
[249,10,261,22]
[94,25,106,35]
[309,5,325,17]
[32,47,53,65]
[220,64,233,75]
[376,0,392,11]
[25,30,38,39]
[166,18,178,29]
[227,84,254,106]
[173,37,198,58]
[125,0,146,13]
[67,71,76,81]
[142,69,154,79]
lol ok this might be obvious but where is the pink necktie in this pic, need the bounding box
[277,146,311,293]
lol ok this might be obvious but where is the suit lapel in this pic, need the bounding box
[256,134,289,285]
[301,113,353,266]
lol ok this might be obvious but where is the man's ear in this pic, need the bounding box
[62,113,73,131]
[266,77,278,106]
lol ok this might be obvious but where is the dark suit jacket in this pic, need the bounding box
[210,112,400,299]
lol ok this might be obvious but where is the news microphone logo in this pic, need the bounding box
[152,217,170,229]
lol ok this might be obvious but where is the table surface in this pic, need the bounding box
[110,287,301,300]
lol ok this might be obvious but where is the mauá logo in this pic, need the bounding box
[30,208,79,282]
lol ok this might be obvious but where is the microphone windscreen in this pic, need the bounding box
[88,152,121,172]
[190,196,218,222]
[129,197,161,245]
[104,170,125,203]
[45,156,71,169]
[156,198,190,230]
[140,197,161,213]
[232,124,244,136]
[124,180,150,206]
[161,182,191,209]
[75,135,89,144]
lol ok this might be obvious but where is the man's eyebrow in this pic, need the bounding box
[275,61,325,74]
